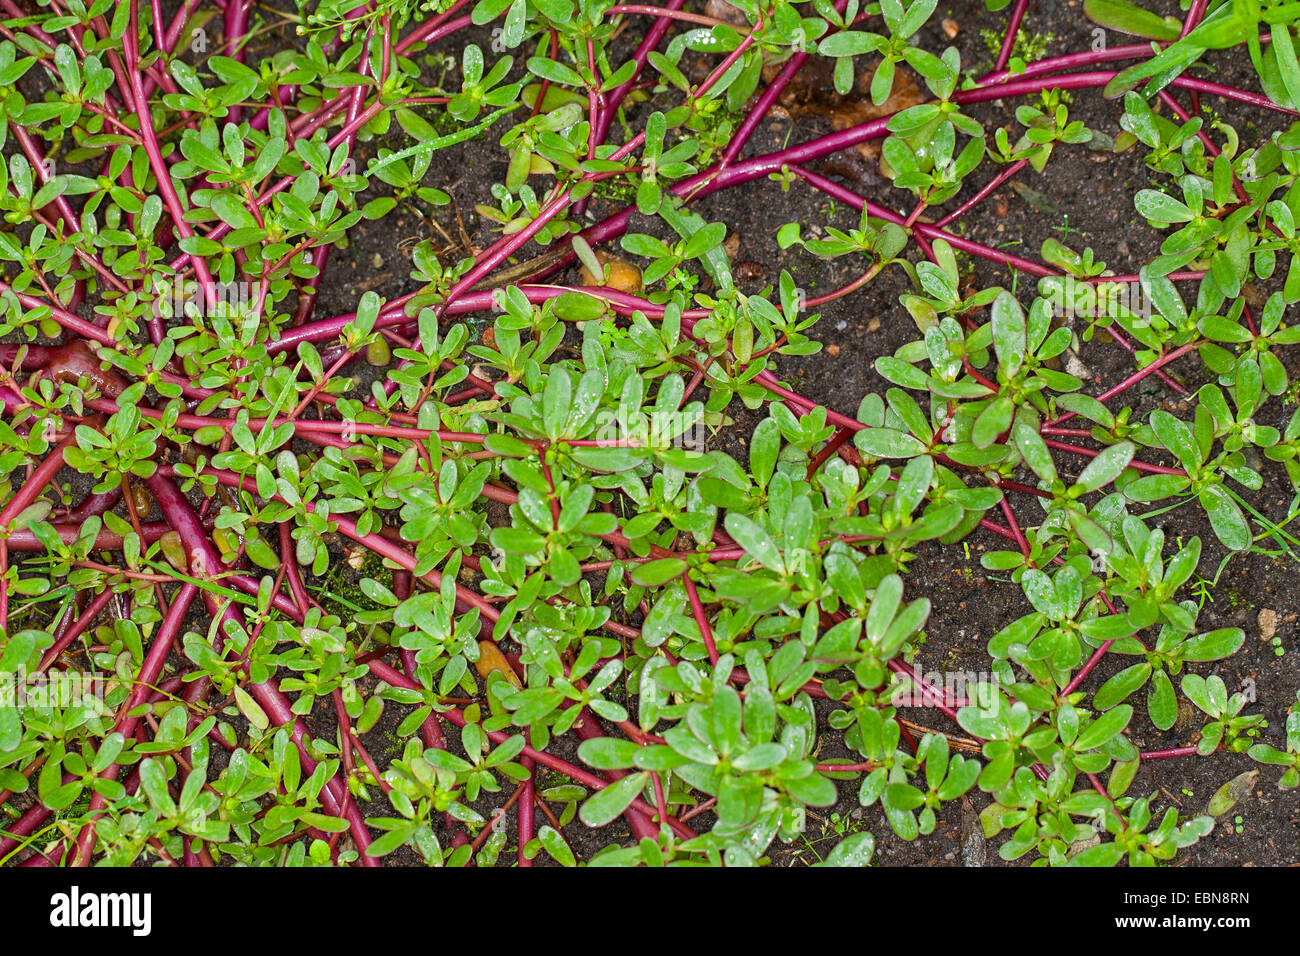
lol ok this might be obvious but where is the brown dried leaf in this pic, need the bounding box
[476,640,522,688]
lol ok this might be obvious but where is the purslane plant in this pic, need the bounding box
[0,0,1298,869]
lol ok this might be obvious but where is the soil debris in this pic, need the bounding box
[1258,607,1278,642]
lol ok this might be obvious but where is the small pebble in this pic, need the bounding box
[1258,608,1278,641]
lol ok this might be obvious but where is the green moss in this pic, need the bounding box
[315,548,396,620]
[981,25,1056,66]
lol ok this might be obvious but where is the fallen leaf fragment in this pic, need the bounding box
[1205,770,1259,817]
[476,640,522,688]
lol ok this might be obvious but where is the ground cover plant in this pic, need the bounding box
[0,0,1298,868]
